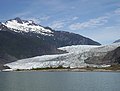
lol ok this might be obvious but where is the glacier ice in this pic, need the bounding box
[5,43,120,70]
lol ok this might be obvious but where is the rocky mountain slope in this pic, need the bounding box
[102,46,120,64]
[113,39,120,43]
[85,43,120,65]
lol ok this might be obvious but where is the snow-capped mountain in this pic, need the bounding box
[1,17,53,36]
[0,17,101,70]
[5,43,120,70]
[0,17,101,47]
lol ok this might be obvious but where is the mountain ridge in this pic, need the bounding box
[0,17,101,69]
[113,39,120,43]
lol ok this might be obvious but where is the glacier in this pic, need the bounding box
[5,43,120,70]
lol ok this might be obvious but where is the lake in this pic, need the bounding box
[0,72,120,91]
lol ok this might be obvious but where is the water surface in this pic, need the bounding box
[0,72,120,91]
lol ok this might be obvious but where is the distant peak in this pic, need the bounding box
[14,17,23,24]
[14,17,21,20]
[1,17,53,36]
[5,17,39,26]
[6,17,23,24]
[25,20,38,26]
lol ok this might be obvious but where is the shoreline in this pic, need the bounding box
[1,68,120,72]
[2,65,120,72]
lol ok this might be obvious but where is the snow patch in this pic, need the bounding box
[2,19,53,36]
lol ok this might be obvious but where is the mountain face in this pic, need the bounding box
[85,43,120,65]
[102,46,120,64]
[0,17,100,69]
[113,39,120,43]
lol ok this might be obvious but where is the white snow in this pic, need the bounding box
[58,45,99,53]
[5,43,120,70]
[90,43,120,52]
[5,53,69,70]
[2,20,53,36]
[2,69,13,72]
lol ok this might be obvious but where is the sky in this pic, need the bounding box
[0,0,120,44]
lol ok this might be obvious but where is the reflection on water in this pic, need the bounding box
[0,72,120,91]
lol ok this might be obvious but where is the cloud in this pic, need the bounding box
[49,16,78,30]
[32,0,68,12]
[39,16,50,21]
[19,15,50,24]
[22,17,41,24]
[69,16,108,30]
[50,20,65,29]
[49,16,80,30]
[72,16,79,20]
[69,8,120,31]
[114,8,120,15]
[14,11,31,17]
[89,25,120,44]
[71,6,76,9]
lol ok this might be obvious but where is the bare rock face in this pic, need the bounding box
[102,46,120,64]
[0,52,17,70]
[85,46,120,65]
[113,39,120,43]
[84,52,107,65]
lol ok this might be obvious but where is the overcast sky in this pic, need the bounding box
[0,0,120,44]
